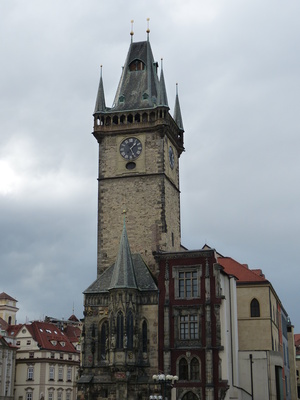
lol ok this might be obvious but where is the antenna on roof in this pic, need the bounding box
[130,20,134,43]
[146,18,150,41]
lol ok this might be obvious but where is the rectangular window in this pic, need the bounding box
[26,392,33,400]
[27,366,34,380]
[67,367,72,381]
[50,352,55,359]
[178,271,198,298]
[58,367,63,381]
[180,315,198,339]
[68,354,72,361]
[48,392,53,400]
[57,391,62,400]
[29,352,34,359]
[27,340,31,345]
[66,392,71,400]
[49,366,55,381]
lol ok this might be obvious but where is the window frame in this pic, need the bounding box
[173,265,202,300]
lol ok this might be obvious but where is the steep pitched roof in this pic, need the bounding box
[31,321,78,352]
[94,66,106,113]
[218,257,268,283]
[173,84,184,131]
[109,221,138,289]
[0,292,17,302]
[111,40,160,111]
[157,62,168,107]
[0,317,8,331]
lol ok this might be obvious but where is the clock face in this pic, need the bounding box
[119,137,142,160]
[169,146,175,169]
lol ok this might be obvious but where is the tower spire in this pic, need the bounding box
[157,58,168,107]
[94,65,106,114]
[173,83,184,131]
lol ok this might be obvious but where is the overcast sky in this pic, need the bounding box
[1,0,300,332]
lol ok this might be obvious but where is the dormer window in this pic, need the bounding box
[129,59,145,71]
[119,95,125,103]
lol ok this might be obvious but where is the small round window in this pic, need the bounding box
[126,162,136,170]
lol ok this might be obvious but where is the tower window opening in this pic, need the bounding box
[113,116,118,125]
[135,113,140,122]
[127,114,133,123]
[129,59,145,71]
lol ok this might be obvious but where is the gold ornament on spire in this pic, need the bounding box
[130,20,134,42]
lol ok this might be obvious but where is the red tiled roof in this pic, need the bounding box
[68,314,79,322]
[0,292,17,302]
[0,317,8,331]
[64,325,81,343]
[30,321,78,353]
[218,257,268,283]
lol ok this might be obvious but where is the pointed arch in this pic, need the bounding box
[98,320,109,361]
[126,310,134,349]
[250,298,260,317]
[116,311,124,349]
[179,358,188,380]
[142,320,148,352]
[181,391,199,400]
[190,357,200,381]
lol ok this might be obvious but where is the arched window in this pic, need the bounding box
[142,320,147,352]
[250,298,260,317]
[116,312,124,349]
[129,60,145,71]
[126,310,134,350]
[99,321,109,361]
[182,392,198,400]
[179,358,188,380]
[190,358,200,380]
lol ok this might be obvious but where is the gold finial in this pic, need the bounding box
[146,18,150,41]
[122,209,127,215]
[130,20,134,43]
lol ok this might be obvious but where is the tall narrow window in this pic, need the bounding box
[49,366,55,381]
[190,358,200,380]
[142,320,148,353]
[67,367,72,381]
[126,310,134,350]
[26,391,33,400]
[179,358,188,380]
[99,321,109,360]
[250,298,260,317]
[58,366,63,381]
[27,366,34,380]
[116,312,124,349]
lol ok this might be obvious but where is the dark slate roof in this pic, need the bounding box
[109,221,138,289]
[85,253,157,294]
[94,66,106,114]
[111,40,160,111]
[157,63,168,107]
[173,85,184,131]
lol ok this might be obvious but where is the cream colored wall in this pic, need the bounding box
[237,285,279,351]
[14,327,79,400]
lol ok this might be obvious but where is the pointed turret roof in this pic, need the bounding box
[94,66,106,114]
[173,84,184,131]
[84,222,157,294]
[112,40,160,111]
[157,60,168,107]
[108,220,138,290]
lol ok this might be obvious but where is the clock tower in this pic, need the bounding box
[93,31,184,276]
